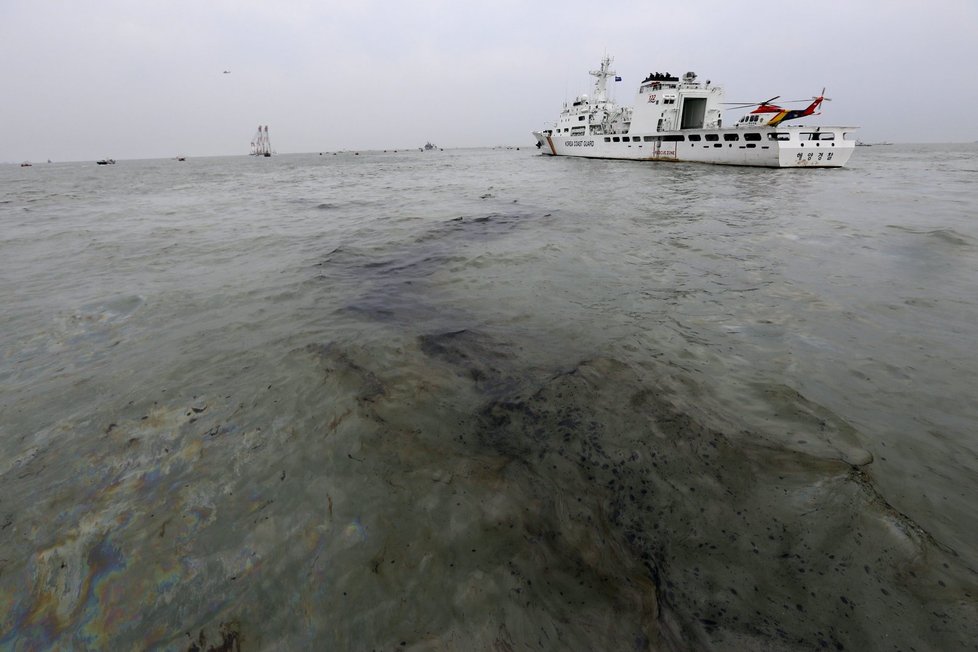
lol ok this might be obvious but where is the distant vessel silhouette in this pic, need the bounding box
[250,125,272,157]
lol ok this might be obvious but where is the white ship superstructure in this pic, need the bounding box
[533,56,856,168]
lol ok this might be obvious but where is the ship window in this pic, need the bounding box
[723,133,739,141]
[688,134,702,141]
[705,133,719,141]
[662,135,685,142]
[844,132,857,141]
[744,133,762,141]
[604,137,611,142]
[643,136,654,142]
[612,137,620,142]
[768,133,790,141]
[622,137,630,142]
[818,132,835,140]
[578,116,586,121]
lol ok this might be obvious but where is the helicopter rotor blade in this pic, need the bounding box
[785,89,832,103]
[720,95,781,110]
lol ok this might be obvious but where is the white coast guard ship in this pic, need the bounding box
[532,56,856,168]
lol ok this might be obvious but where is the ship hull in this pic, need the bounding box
[535,126,856,168]
[532,131,551,152]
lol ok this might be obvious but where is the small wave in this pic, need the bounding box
[926,228,974,247]
[422,212,532,242]
[887,225,975,247]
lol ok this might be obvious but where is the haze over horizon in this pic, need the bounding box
[3,0,977,163]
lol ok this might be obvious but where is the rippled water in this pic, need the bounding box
[2,145,977,650]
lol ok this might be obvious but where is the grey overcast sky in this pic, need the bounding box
[3,0,976,162]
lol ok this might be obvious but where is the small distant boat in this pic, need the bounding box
[423,142,437,151]
[20,161,32,167]
[251,125,272,157]
[176,156,186,161]
[96,159,116,165]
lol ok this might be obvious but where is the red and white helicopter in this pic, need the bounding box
[724,89,830,127]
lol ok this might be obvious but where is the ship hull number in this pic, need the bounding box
[796,152,834,161]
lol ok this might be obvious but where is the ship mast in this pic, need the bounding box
[251,125,272,156]
[589,55,616,105]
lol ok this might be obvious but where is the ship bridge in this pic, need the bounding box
[629,71,724,133]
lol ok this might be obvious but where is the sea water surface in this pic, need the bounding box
[1,145,977,650]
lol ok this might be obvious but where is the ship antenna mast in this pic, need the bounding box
[251,125,272,156]
[589,55,616,104]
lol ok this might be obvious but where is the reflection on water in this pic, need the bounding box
[1,146,977,649]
